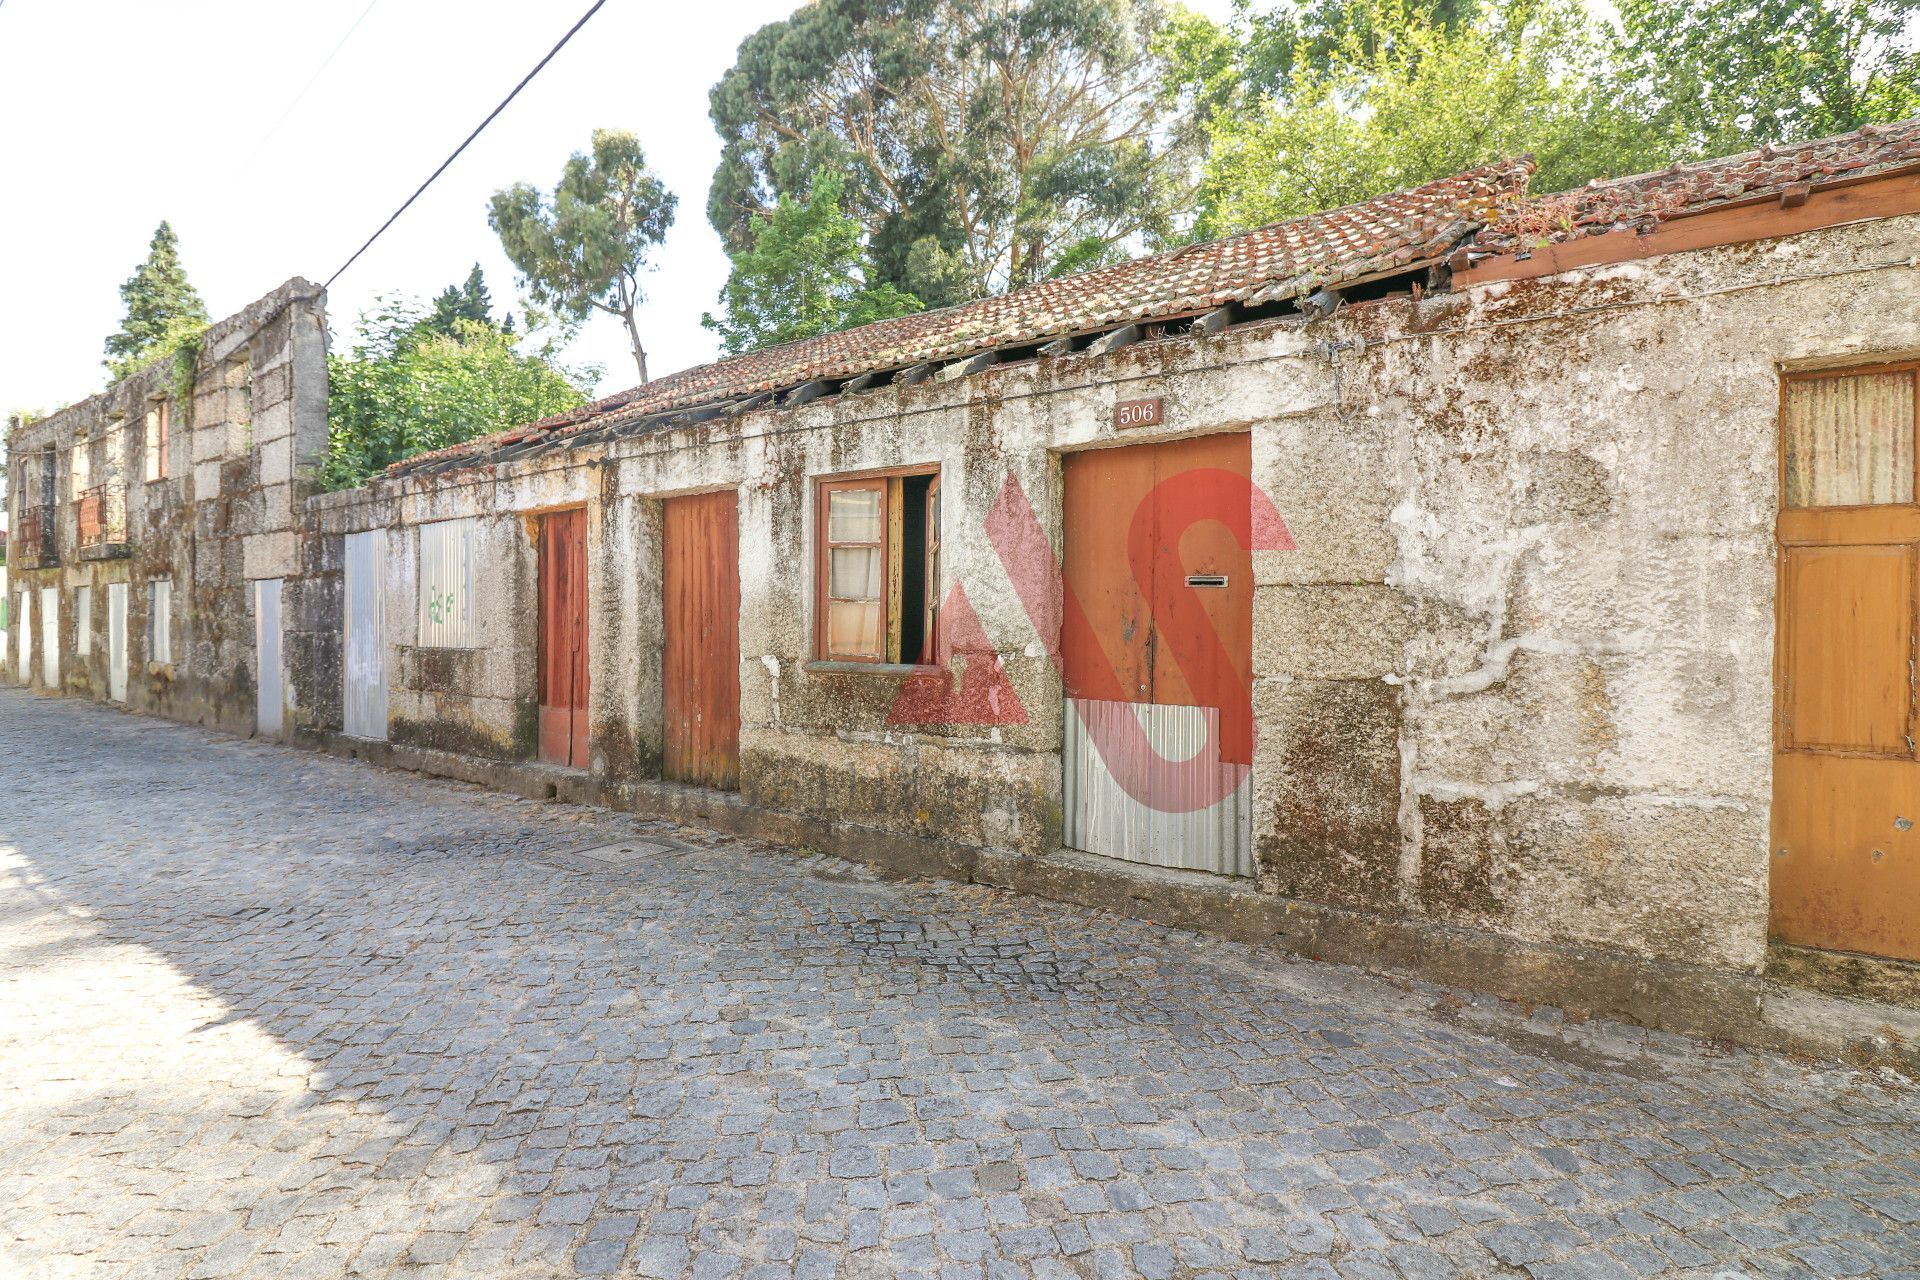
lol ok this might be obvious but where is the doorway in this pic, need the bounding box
[1060,432,1256,876]
[1771,363,1920,961]
[663,491,741,789]
[537,508,590,768]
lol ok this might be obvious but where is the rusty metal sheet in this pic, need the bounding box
[663,491,741,790]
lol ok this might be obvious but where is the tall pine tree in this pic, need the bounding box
[104,221,211,378]
[426,263,499,336]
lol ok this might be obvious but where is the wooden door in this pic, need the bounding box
[1772,364,1920,961]
[663,491,740,789]
[1060,432,1255,875]
[538,508,590,768]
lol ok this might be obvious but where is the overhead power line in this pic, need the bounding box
[324,0,609,290]
[242,0,383,170]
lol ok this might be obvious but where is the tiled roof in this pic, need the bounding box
[390,162,1533,475]
[1476,117,1920,251]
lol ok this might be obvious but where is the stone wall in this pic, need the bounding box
[304,214,1920,1029]
[3,279,329,736]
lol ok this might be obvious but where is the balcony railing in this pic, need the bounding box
[77,482,129,557]
[14,506,57,568]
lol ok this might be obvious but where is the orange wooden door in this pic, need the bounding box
[1772,364,1920,960]
[538,507,590,768]
[663,491,740,789]
[1062,432,1254,761]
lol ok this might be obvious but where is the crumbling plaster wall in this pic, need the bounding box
[5,279,328,736]
[304,214,1916,984]
[1256,213,1920,973]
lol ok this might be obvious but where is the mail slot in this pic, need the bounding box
[1185,574,1228,588]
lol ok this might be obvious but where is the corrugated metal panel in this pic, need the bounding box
[418,517,475,648]
[255,578,284,738]
[107,583,127,702]
[150,579,172,664]
[17,587,31,683]
[664,491,741,790]
[1064,698,1253,877]
[343,530,389,739]
[38,586,57,689]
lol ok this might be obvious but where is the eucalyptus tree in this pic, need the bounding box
[489,130,677,385]
[708,0,1192,304]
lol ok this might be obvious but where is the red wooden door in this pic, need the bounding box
[1062,432,1255,762]
[538,507,590,768]
[663,491,741,789]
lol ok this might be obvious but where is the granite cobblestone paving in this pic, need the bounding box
[1,687,1917,1279]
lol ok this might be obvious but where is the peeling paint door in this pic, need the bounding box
[107,583,127,702]
[1772,365,1920,961]
[538,508,590,769]
[1061,433,1255,876]
[255,579,284,739]
[344,530,388,740]
[663,491,741,790]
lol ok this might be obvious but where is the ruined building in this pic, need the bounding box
[8,121,1920,1067]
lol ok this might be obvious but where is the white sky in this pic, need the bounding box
[0,0,1236,420]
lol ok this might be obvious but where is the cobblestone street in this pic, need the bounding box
[1,688,1917,1280]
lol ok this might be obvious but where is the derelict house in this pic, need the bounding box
[7,120,1920,1067]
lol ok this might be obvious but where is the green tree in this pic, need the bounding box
[425,263,510,337]
[708,0,1192,303]
[702,172,923,356]
[1615,0,1920,158]
[322,298,596,491]
[1193,0,1661,234]
[488,130,677,385]
[103,221,211,380]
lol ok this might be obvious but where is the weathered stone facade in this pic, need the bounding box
[294,207,1920,1066]
[9,152,1920,1068]
[4,279,328,735]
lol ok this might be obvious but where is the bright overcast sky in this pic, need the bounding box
[0,0,1237,420]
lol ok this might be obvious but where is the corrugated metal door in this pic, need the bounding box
[417,518,474,648]
[255,578,284,738]
[1061,433,1255,876]
[107,583,127,702]
[39,586,58,689]
[1772,365,1920,960]
[17,588,31,684]
[663,491,741,789]
[343,530,388,739]
[538,508,590,768]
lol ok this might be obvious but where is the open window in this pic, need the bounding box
[815,468,941,664]
[144,399,170,483]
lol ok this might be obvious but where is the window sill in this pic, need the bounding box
[805,660,944,676]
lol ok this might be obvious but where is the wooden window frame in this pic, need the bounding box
[1778,360,1920,523]
[1774,360,1920,762]
[811,465,941,666]
[145,398,170,483]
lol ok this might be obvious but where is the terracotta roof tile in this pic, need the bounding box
[1477,116,1920,251]
[391,161,1532,475]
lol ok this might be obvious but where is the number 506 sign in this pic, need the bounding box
[1114,397,1164,429]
